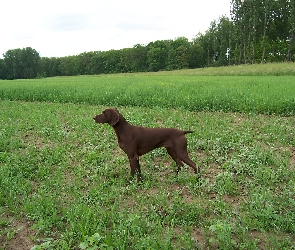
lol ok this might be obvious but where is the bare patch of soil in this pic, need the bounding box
[172,226,206,248]
[0,211,37,250]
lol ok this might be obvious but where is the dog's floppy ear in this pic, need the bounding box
[109,109,120,126]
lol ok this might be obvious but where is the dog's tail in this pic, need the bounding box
[183,130,194,134]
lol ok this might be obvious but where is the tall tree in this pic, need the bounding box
[261,0,271,62]
[0,59,4,79]
[21,47,41,78]
[216,16,233,65]
[167,37,190,70]
[199,16,232,67]
[287,0,295,61]
[190,35,205,68]
[130,44,148,72]
[2,47,40,79]
[198,24,217,66]
[40,57,61,77]
[2,48,22,79]
[59,56,79,76]
[231,0,294,63]
[146,40,168,71]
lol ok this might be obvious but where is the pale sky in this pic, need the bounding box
[1,0,231,58]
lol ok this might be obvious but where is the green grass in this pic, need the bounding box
[0,64,295,249]
[1,101,295,249]
[156,62,295,76]
[0,74,295,115]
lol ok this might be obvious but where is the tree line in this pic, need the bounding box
[1,0,294,79]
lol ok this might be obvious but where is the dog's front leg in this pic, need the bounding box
[136,158,143,182]
[128,155,138,181]
[128,155,142,182]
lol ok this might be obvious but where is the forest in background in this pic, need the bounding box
[1,0,294,79]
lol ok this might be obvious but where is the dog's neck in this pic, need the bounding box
[113,114,133,131]
[112,114,131,149]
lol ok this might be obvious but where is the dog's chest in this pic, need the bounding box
[113,126,135,153]
[115,132,126,151]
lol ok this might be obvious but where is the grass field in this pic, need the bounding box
[0,63,295,249]
[0,67,295,116]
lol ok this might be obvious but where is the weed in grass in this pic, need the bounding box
[208,198,234,218]
[31,238,56,250]
[235,225,261,250]
[266,235,295,250]
[209,171,238,196]
[79,233,106,249]
[208,220,236,249]
[242,189,295,233]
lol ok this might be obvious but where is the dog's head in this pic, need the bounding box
[93,108,120,126]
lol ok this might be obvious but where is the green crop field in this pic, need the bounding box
[0,64,295,249]
[0,72,295,116]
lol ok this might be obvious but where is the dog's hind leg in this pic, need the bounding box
[172,138,200,175]
[166,147,184,174]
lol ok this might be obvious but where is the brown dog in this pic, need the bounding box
[93,108,199,181]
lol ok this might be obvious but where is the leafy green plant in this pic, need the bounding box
[209,221,236,249]
[209,171,237,195]
[31,238,55,250]
[79,233,111,250]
